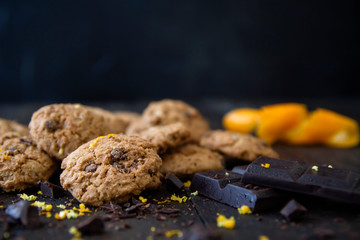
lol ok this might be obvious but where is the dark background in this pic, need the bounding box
[0,0,359,103]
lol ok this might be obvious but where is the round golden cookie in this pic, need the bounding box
[127,99,209,142]
[133,122,191,153]
[199,130,279,161]
[161,144,224,178]
[0,118,28,136]
[113,111,141,131]
[29,104,129,160]
[60,134,162,206]
[0,133,55,192]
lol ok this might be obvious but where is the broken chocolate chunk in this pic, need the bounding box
[5,200,41,229]
[44,119,59,132]
[280,199,307,221]
[165,174,184,191]
[241,157,360,204]
[39,181,66,198]
[85,164,97,172]
[76,215,104,235]
[191,169,286,211]
[181,224,221,240]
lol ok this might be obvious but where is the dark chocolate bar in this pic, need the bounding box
[190,169,286,211]
[241,157,360,204]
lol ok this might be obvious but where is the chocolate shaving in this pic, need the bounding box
[156,215,167,221]
[156,208,180,214]
[124,203,144,213]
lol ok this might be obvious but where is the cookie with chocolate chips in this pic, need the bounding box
[0,132,55,191]
[60,134,162,206]
[113,111,141,131]
[161,144,224,178]
[199,130,279,161]
[29,104,129,160]
[132,122,191,153]
[0,118,28,136]
[126,99,209,142]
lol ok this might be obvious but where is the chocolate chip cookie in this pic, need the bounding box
[0,118,28,136]
[126,99,209,142]
[0,133,55,191]
[60,134,162,206]
[133,122,191,153]
[29,104,129,160]
[161,144,224,178]
[113,111,141,131]
[199,130,279,161]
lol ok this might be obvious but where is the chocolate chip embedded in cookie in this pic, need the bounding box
[133,122,191,153]
[160,144,224,178]
[199,130,279,161]
[0,133,55,192]
[60,134,162,206]
[127,99,209,142]
[0,118,29,136]
[29,104,129,160]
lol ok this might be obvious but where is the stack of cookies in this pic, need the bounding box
[0,100,278,206]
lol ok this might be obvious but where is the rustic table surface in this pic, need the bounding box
[1,99,360,240]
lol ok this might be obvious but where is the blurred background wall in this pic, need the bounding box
[0,0,359,102]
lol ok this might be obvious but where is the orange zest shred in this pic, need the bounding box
[89,136,104,149]
[216,214,235,229]
[261,163,270,168]
[170,194,187,203]
[165,229,183,238]
[184,180,191,188]
[238,205,252,215]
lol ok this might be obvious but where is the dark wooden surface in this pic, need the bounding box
[1,100,360,240]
